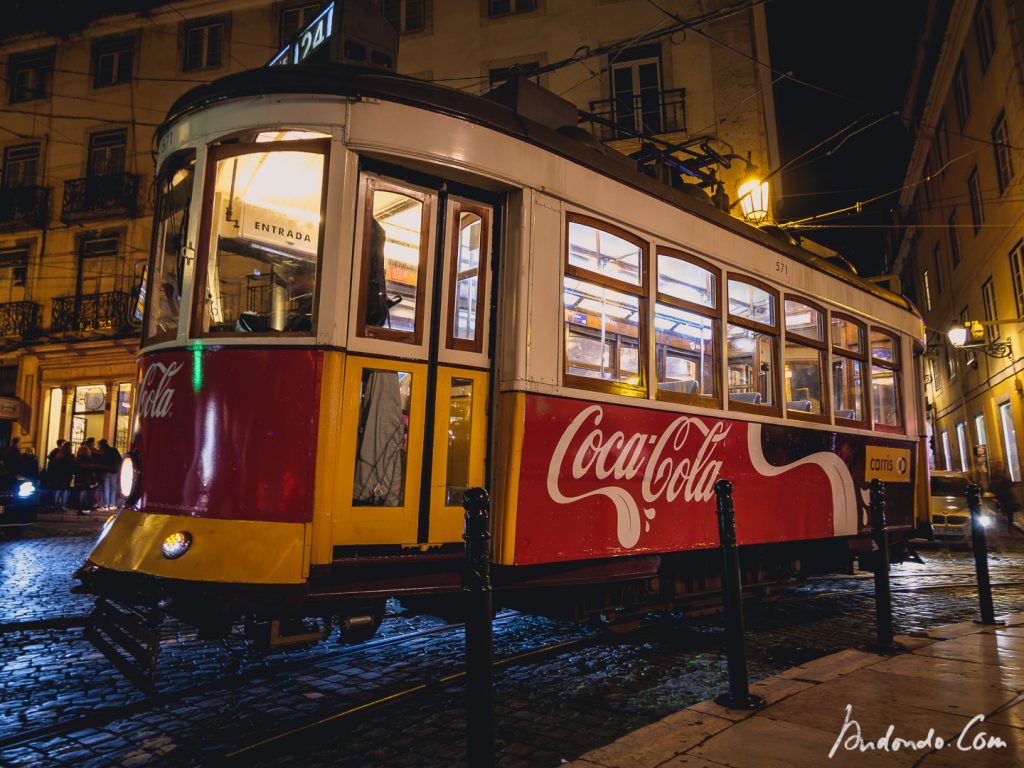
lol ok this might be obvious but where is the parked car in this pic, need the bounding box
[929,470,997,542]
[0,467,38,532]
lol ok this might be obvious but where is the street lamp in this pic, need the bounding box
[736,177,770,224]
[947,319,1015,359]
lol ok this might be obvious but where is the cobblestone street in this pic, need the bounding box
[2,520,1023,767]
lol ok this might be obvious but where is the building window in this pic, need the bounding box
[967,167,983,232]
[932,243,942,294]
[953,55,970,129]
[946,345,957,380]
[982,276,998,342]
[563,214,647,397]
[956,421,970,471]
[948,209,961,268]
[489,61,540,88]
[940,429,952,471]
[78,233,120,296]
[929,355,942,393]
[935,114,948,169]
[2,143,40,189]
[280,3,322,45]
[8,49,54,104]
[88,129,127,177]
[1000,401,1022,481]
[975,0,995,73]
[487,0,537,17]
[922,269,932,311]
[1010,240,1024,317]
[380,0,425,33]
[0,247,28,289]
[975,413,987,446]
[93,36,134,88]
[992,111,1014,194]
[609,44,664,136]
[184,18,226,71]
[783,298,826,418]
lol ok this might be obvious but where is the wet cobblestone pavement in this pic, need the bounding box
[1,521,1023,767]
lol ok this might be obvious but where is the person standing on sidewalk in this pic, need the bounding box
[48,442,74,510]
[97,439,121,511]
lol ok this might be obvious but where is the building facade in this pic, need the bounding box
[891,0,1024,499]
[0,0,779,459]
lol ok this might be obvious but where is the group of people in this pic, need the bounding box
[43,437,122,514]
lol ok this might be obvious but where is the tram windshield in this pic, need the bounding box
[195,139,327,335]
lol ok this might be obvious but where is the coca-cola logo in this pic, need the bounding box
[546,405,730,549]
[138,361,183,419]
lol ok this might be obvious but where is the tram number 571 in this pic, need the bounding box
[775,261,789,276]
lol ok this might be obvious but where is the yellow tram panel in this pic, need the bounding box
[491,392,526,566]
[310,350,347,566]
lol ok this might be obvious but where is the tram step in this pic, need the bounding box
[84,598,162,693]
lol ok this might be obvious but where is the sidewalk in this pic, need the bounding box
[566,615,1024,767]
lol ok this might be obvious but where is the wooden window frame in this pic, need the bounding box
[355,175,433,345]
[726,275,781,417]
[444,200,490,353]
[870,327,904,434]
[831,313,869,428]
[563,212,648,398]
[783,296,829,424]
[654,246,720,408]
[190,137,330,340]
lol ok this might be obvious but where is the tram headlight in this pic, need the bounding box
[161,531,192,560]
[16,480,35,498]
[119,453,141,503]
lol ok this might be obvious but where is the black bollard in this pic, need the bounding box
[967,484,1003,626]
[713,479,765,710]
[463,488,494,768]
[868,479,902,653]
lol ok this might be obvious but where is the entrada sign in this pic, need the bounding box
[269,2,335,67]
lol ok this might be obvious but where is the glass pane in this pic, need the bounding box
[364,189,424,335]
[200,149,323,334]
[655,303,717,397]
[568,220,642,286]
[44,387,62,463]
[1000,403,1022,482]
[453,212,482,343]
[115,383,132,453]
[956,422,969,472]
[784,299,822,341]
[353,369,411,506]
[564,276,641,386]
[784,342,823,415]
[727,324,775,406]
[146,152,194,342]
[941,430,952,471]
[870,329,899,364]
[872,366,901,427]
[832,357,864,421]
[657,253,715,308]
[728,280,775,326]
[71,384,107,452]
[831,317,864,353]
[446,378,474,506]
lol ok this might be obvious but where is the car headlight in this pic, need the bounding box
[978,514,993,528]
[16,480,35,498]
[161,531,192,559]
[119,453,141,503]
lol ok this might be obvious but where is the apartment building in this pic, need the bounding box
[891,0,1024,500]
[0,0,779,457]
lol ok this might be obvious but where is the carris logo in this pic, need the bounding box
[546,405,730,549]
[138,361,184,419]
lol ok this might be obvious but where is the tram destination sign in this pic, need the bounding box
[269,2,335,67]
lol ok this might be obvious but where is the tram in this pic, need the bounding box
[74,58,927,666]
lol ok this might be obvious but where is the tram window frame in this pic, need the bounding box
[726,275,781,416]
[654,247,720,408]
[444,200,490,353]
[782,296,829,423]
[831,313,869,428]
[562,212,648,398]
[190,137,331,340]
[355,175,433,345]
[870,327,904,433]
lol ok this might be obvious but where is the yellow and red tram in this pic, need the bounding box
[76,63,928,653]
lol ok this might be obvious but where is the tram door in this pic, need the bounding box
[334,173,493,547]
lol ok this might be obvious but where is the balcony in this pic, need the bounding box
[588,87,686,141]
[51,291,132,336]
[0,185,49,232]
[0,301,42,339]
[61,173,140,223]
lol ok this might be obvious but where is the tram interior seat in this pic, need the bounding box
[786,400,813,412]
[730,391,762,404]
[659,379,699,394]
[836,409,857,420]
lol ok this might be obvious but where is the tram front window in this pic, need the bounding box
[146,150,195,344]
[197,143,326,335]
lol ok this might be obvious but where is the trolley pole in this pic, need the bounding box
[967,484,1002,626]
[713,479,764,710]
[868,479,901,653]
[463,487,495,768]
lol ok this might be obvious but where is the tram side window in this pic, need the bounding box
[446,202,490,352]
[563,215,647,396]
[195,141,326,336]
[832,316,866,424]
[358,178,431,344]
[655,249,719,404]
[871,328,903,429]
[145,149,195,344]
[783,298,826,417]
[727,279,778,410]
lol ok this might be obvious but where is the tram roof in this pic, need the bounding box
[164,64,919,321]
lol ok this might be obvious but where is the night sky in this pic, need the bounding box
[767,0,928,275]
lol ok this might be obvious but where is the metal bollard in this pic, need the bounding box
[713,479,765,710]
[967,484,1003,626]
[463,488,494,768]
[868,479,902,653]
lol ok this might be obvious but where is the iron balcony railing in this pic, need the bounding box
[0,185,49,231]
[588,87,686,141]
[51,291,132,335]
[0,301,42,339]
[61,173,140,223]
